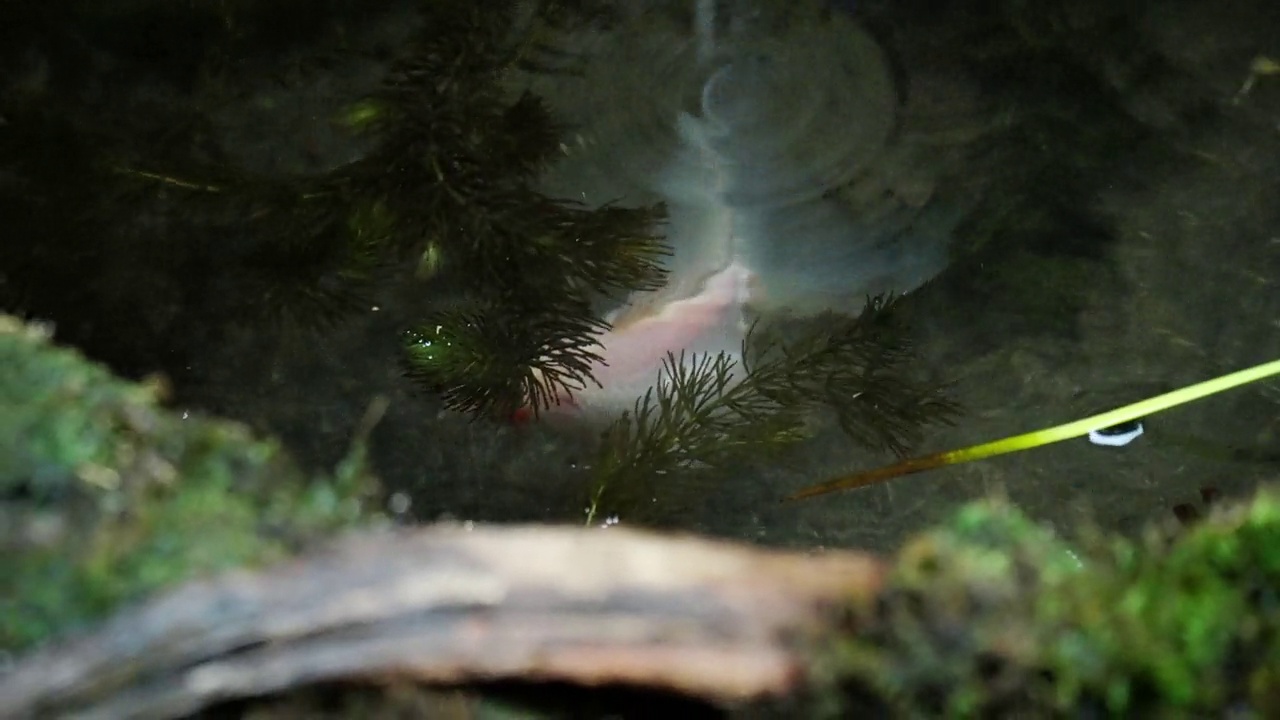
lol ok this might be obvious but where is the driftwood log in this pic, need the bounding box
[0,524,885,719]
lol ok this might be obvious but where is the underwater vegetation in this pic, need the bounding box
[586,298,959,523]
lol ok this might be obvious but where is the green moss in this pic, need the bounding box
[819,488,1280,716]
[0,316,381,652]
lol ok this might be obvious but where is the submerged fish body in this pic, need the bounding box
[540,258,756,420]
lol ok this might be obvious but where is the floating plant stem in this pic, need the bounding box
[787,357,1280,501]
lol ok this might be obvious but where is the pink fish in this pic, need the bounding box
[522,257,757,423]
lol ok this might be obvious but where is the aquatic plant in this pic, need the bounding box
[586,296,959,523]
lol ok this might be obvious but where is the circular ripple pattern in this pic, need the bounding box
[519,4,897,212]
[516,4,950,319]
[695,18,896,209]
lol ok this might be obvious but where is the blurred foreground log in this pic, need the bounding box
[0,524,885,719]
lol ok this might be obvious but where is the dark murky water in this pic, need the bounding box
[3,0,1278,557]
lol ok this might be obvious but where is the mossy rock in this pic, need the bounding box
[821,489,1280,716]
[0,315,382,651]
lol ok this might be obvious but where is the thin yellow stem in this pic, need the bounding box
[786,357,1280,501]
